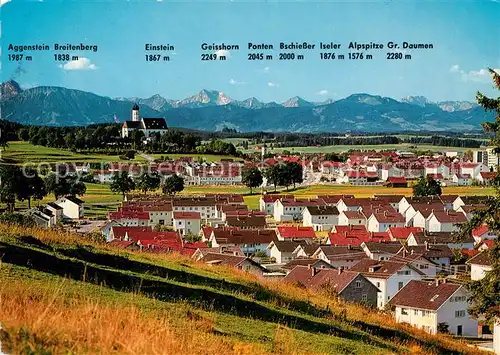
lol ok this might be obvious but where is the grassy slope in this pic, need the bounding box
[0,224,488,355]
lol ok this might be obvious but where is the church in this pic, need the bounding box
[121,104,168,138]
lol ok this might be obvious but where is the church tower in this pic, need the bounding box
[132,103,140,122]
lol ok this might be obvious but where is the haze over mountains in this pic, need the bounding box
[1,80,491,132]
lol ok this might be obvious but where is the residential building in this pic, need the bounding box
[276,226,316,241]
[209,229,277,256]
[55,196,84,220]
[467,251,493,281]
[173,212,201,236]
[427,211,467,232]
[366,212,405,233]
[389,280,477,336]
[338,211,367,227]
[361,242,403,261]
[452,174,472,186]
[302,205,340,231]
[312,245,367,269]
[350,259,425,309]
[284,266,379,307]
[267,240,300,264]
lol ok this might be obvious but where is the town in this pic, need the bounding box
[0,104,495,353]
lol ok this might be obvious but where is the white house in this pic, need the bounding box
[260,195,292,216]
[389,280,478,336]
[472,225,497,245]
[460,162,488,179]
[302,205,340,231]
[338,211,366,227]
[267,240,300,264]
[452,173,472,186]
[366,212,405,233]
[467,251,493,281]
[350,259,425,309]
[45,202,63,223]
[55,196,84,220]
[407,231,475,251]
[173,212,201,236]
[426,211,467,232]
[425,164,450,179]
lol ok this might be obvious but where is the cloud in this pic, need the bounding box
[316,89,329,96]
[268,82,279,88]
[59,57,97,71]
[450,64,500,83]
[0,0,11,6]
[215,49,230,59]
[229,78,247,85]
[255,66,270,74]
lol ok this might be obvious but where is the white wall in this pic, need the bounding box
[437,288,478,336]
[470,264,493,281]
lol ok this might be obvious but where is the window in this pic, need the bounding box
[362,294,368,301]
[454,296,466,302]
[355,280,362,288]
[401,308,408,315]
[398,282,404,290]
[414,309,418,316]
[455,310,466,318]
[376,282,380,288]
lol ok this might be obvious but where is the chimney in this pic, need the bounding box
[425,241,429,251]
[402,249,406,258]
[411,249,414,255]
[311,266,317,276]
[435,278,440,286]
[338,267,344,275]
[348,244,352,250]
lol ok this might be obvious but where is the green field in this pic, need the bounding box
[1,141,148,163]
[147,153,244,162]
[0,227,484,355]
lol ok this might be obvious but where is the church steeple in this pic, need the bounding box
[132,103,140,122]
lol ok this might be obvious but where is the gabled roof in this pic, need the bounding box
[404,244,454,259]
[200,253,259,268]
[430,211,467,224]
[111,226,153,239]
[268,240,300,253]
[388,227,422,240]
[350,259,424,279]
[225,215,266,228]
[46,202,63,210]
[362,241,403,255]
[305,205,340,216]
[173,212,201,219]
[277,226,316,239]
[261,194,293,203]
[123,120,142,129]
[388,280,462,310]
[308,269,364,294]
[142,117,168,129]
[341,211,366,219]
[316,245,366,261]
[212,229,277,245]
[467,250,493,267]
[370,212,405,224]
[411,231,474,244]
[282,258,333,271]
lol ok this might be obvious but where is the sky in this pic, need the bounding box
[1,0,499,103]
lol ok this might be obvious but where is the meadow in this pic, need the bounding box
[0,224,489,355]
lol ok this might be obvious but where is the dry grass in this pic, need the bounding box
[0,278,266,355]
[0,225,489,355]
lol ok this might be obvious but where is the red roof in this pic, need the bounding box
[480,240,495,249]
[126,230,180,243]
[461,163,480,168]
[480,172,496,179]
[328,231,390,246]
[388,227,423,240]
[173,212,201,219]
[261,194,294,203]
[386,177,407,184]
[322,161,342,168]
[333,225,367,233]
[431,211,467,223]
[111,226,153,239]
[472,225,490,238]
[388,280,461,310]
[108,211,150,220]
[277,226,316,239]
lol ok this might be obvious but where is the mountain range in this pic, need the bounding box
[1,80,493,132]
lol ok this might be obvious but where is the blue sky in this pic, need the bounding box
[2,0,499,103]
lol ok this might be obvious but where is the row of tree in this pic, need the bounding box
[110,171,185,199]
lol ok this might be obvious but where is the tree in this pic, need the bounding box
[241,166,263,194]
[264,164,281,192]
[162,174,184,195]
[44,173,86,199]
[0,165,22,212]
[454,68,500,321]
[412,176,442,196]
[18,128,29,141]
[131,130,145,150]
[16,168,47,209]
[110,171,136,200]
[135,171,161,194]
[286,162,303,189]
